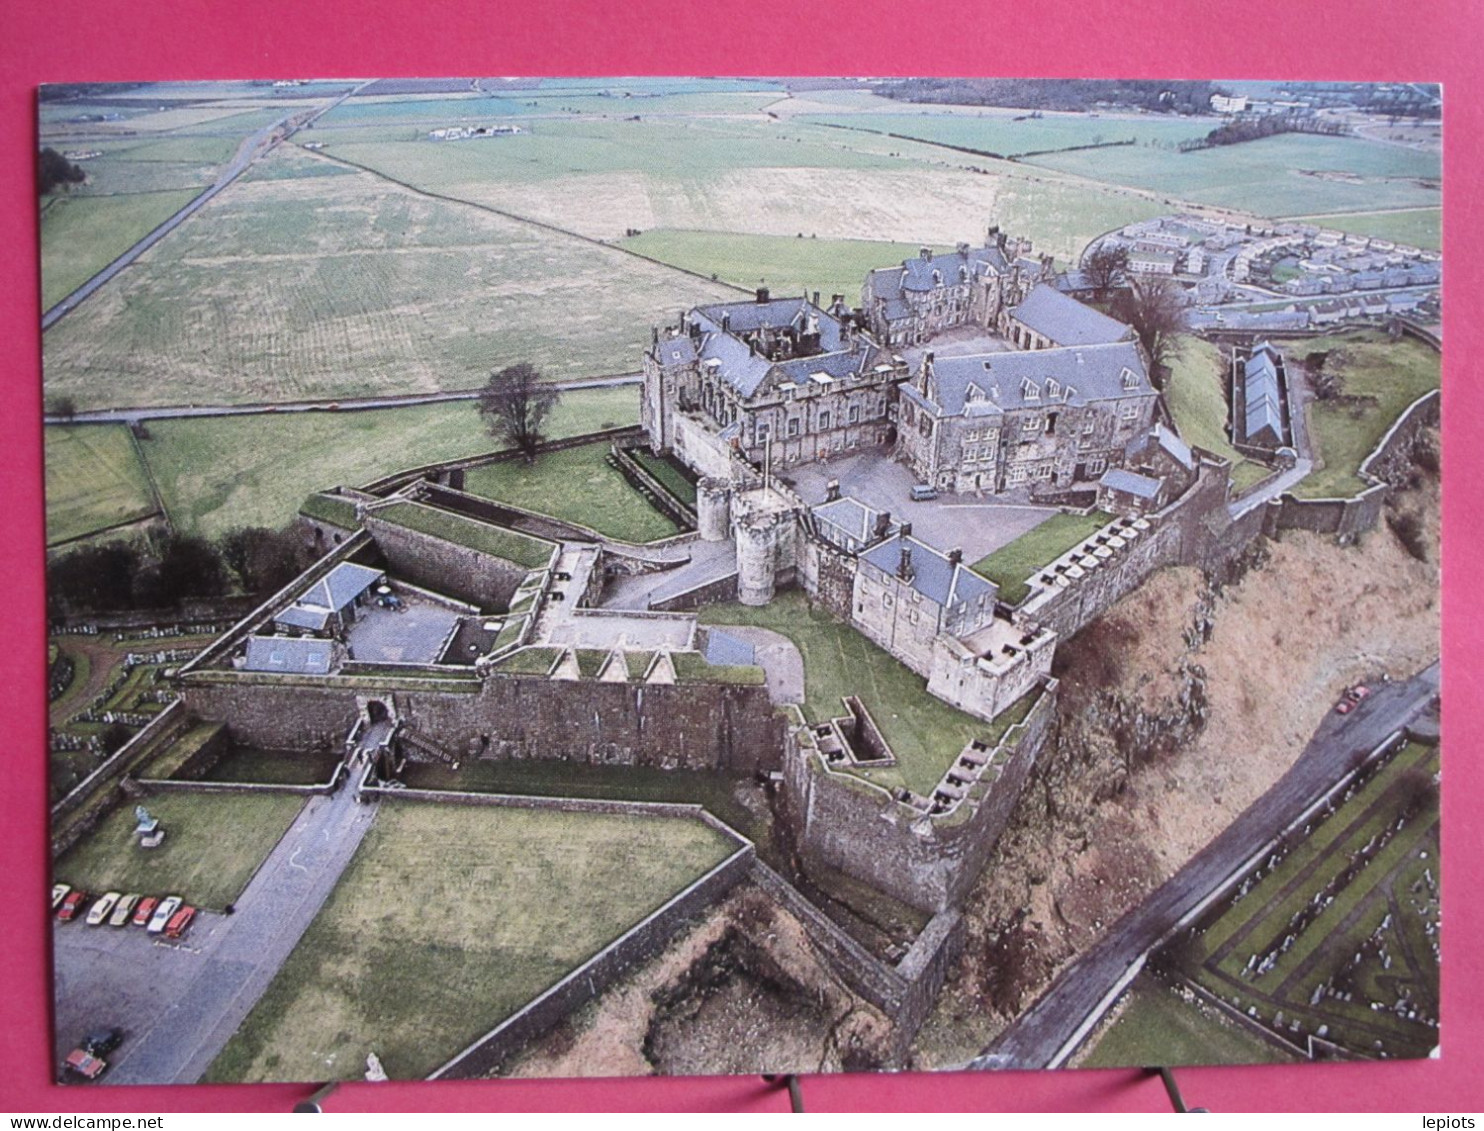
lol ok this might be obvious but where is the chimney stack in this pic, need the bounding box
[919,247,932,262]
[948,547,963,565]
[722,312,731,333]
[900,522,912,539]
[812,290,820,307]
[873,511,892,540]
[825,479,841,502]
[651,326,659,344]
[897,543,914,581]
[756,286,770,304]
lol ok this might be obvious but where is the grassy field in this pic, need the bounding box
[1163,338,1264,488]
[461,441,680,543]
[699,591,990,794]
[320,116,1165,262]
[54,792,305,910]
[39,189,202,309]
[204,802,737,1082]
[1289,332,1440,499]
[802,111,1214,158]
[198,746,345,785]
[1025,132,1442,218]
[1079,975,1297,1068]
[44,424,158,546]
[970,511,1111,605]
[41,145,738,411]
[130,386,637,539]
[1288,208,1441,250]
[619,230,938,301]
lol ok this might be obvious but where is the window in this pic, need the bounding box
[848,405,860,424]
[1121,367,1139,389]
[1022,416,1043,432]
[1120,404,1139,422]
[757,422,771,440]
[1008,465,1028,485]
[882,593,894,609]
[818,411,831,430]
[1082,419,1096,435]
[1036,463,1053,480]
[1087,457,1106,475]
[787,418,800,437]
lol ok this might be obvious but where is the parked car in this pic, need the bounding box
[52,883,71,911]
[57,890,89,922]
[910,484,939,501]
[62,1048,108,1081]
[82,1028,123,1056]
[132,896,160,928]
[1347,684,1372,702]
[1335,698,1354,715]
[109,894,141,927]
[86,892,121,927]
[147,896,183,934]
[164,906,196,940]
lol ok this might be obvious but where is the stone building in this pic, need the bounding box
[641,290,908,476]
[861,230,1053,347]
[894,340,1160,495]
[998,283,1136,351]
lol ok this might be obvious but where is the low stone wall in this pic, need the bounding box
[133,766,345,798]
[649,570,739,612]
[610,442,698,530]
[362,513,533,611]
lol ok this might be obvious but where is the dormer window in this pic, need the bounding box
[1121,367,1139,389]
[1046,378,1061,399]
[1021,378,1040,401]
[966,381,985,403]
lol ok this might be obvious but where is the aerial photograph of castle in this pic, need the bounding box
[38,76,1441,1085]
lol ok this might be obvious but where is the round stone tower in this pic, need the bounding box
[696,476,733,542]
[735,510,783,606]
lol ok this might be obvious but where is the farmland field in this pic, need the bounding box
[136,385,638,539]
[41,145,737,410]
[44,424,158,545]
[1023,133,1442,218]
[620,230,940,301]
[801,111,1214,158]
[39,189,202,309]
[1288,208,1441,250]
[320,117,1165,261]
[203,802,738,1082]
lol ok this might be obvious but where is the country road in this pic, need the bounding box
[43,372,642,425]
[970,658,1440,1071]
[41,84,368,332]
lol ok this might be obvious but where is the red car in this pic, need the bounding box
[1347,685,1372,702]
[1335,699,1354,715]
[131,896,160,928]
[163,906,196,940]
[56,890,89,921]
[62,1048,107,1081]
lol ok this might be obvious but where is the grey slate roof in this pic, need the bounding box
[685,298,877,400]
[243,635,336,675]
[1100,468,1162,500]
[811,495,894,547]
[1243,344,1285,444]
[864,244,1011,314]
[274,605,331,632]
[913,341,1150,418]
[861,533,996,609]
[703,628,755,668]
[1008,284,1133,347]
[1149,422,1195,470]
[301,562,385,615]
[653,336,697,367]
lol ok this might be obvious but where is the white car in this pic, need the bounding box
[147,896,182,934]
[86,893,121,927]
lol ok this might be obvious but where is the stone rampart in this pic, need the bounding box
[362,512,535,611]
[649,570,739,612]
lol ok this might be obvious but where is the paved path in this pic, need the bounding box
[44,373,642,425]
[602,539,739,611]
[970,659,1439,1071]
[58,781,380,1084]
[710,626,805,705]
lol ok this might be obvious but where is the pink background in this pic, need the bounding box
[2,0,1477,1112]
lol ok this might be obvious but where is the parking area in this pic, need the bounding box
[345,589,465,665]
[783,451,1060,564]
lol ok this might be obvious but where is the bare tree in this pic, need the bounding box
[478,362,560,460]
[1082,243,1129,300]
[1113,275,1187,387]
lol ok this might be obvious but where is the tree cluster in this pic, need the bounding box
[38,147,86,195]
[876,78,1223,116]
[1180,111,1350,152]
[47,525,311,619]
[478,362,561,459]
[1111,275,1187,386]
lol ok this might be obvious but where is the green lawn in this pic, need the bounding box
[1287,208,1440,250]
[1079,975,1296,1068]
[628,447,698,506]
[461,441,681,543]
[39,189,202,309]
[619,230,940,302]
[54,792,305,910]
[1289,332,1440,499]
[372,501,556,569]
[699,591,991,794]
[1163,338,1264,488]
[204,802,738,1082]
[131,386,637,539]
[970,511,1111,606]
[1025,132,1442,218]
[44,424,159,545]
